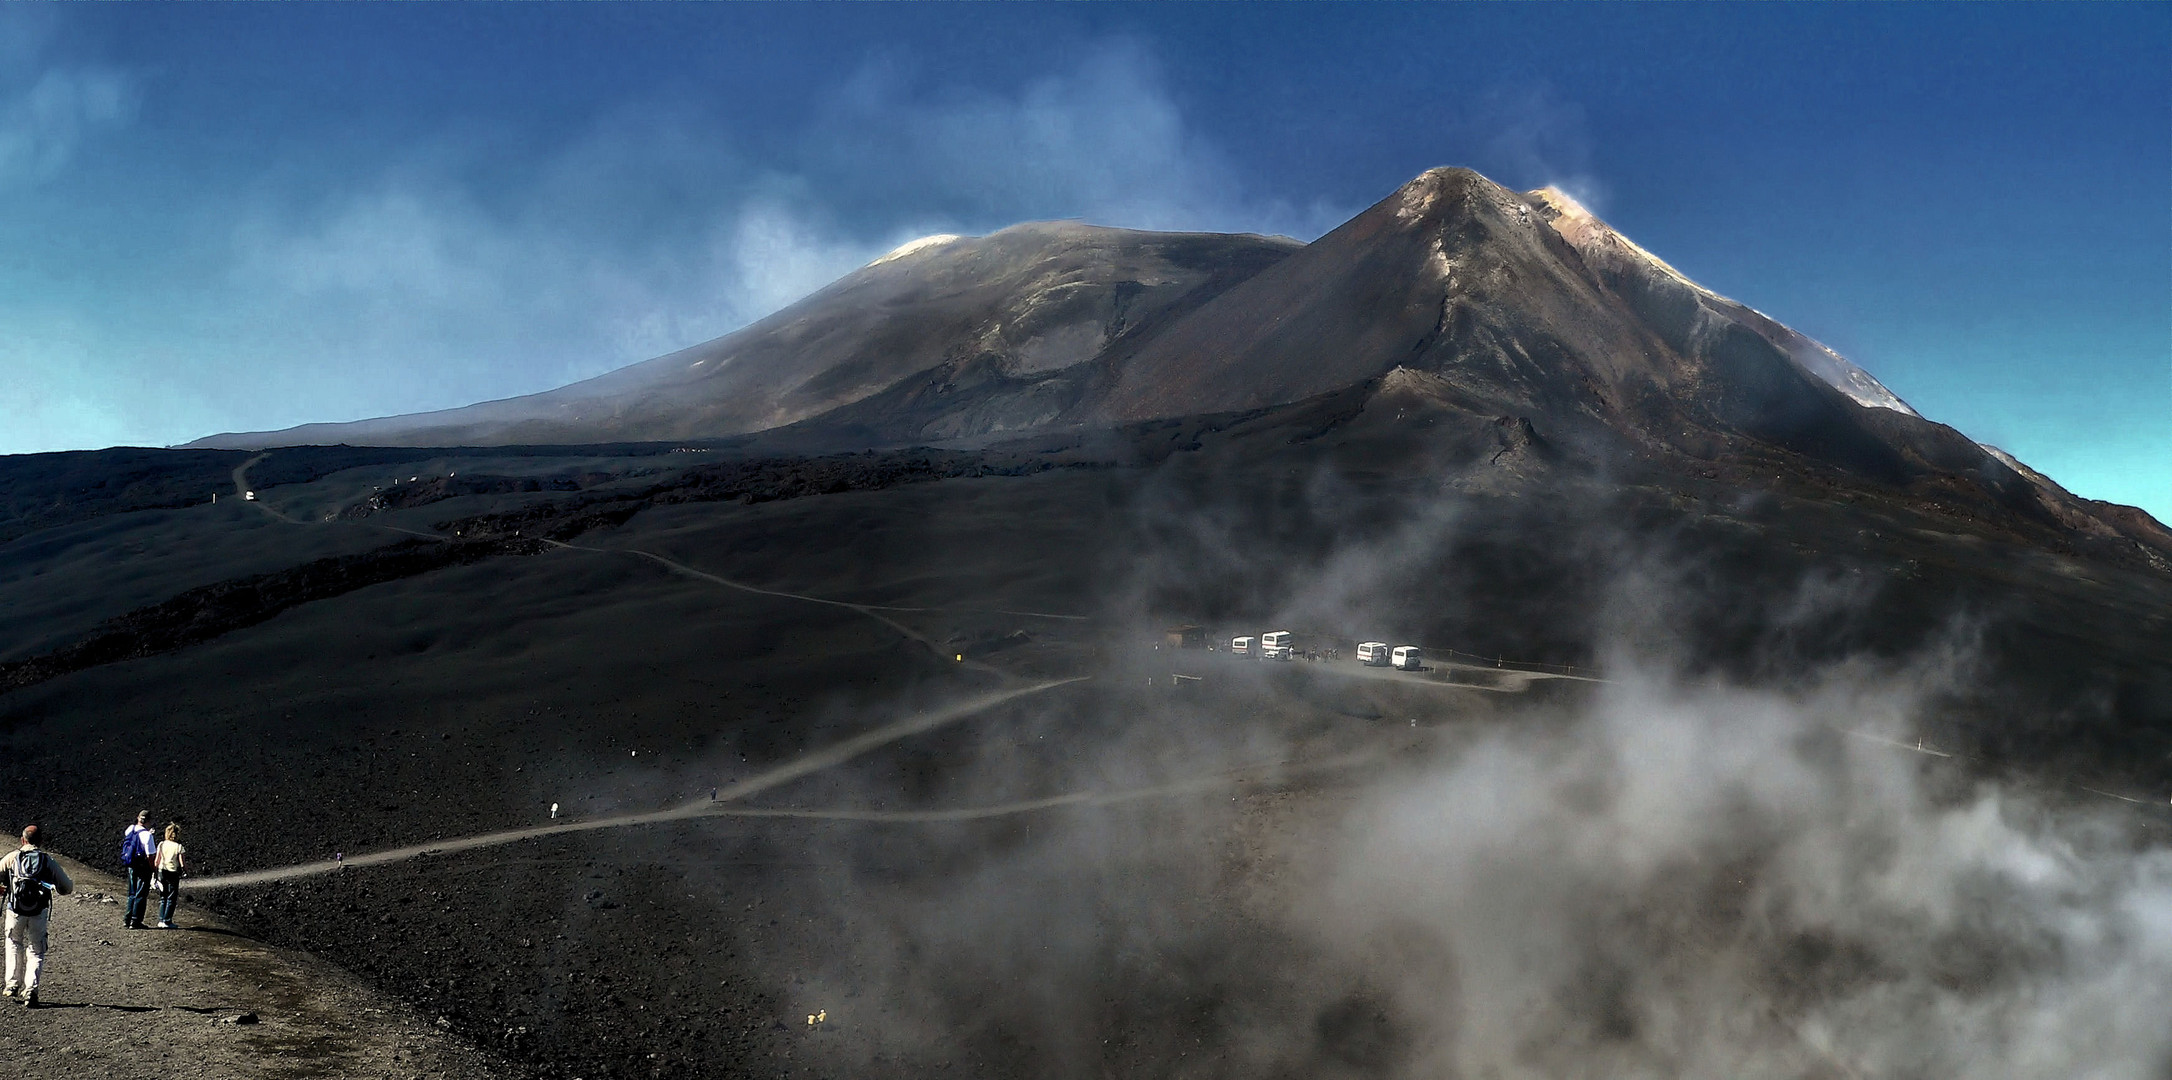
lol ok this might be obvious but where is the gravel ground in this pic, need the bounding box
[0,853,510,1080]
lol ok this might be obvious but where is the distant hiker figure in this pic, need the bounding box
[550,803,558,820]
[154,823,186,929]
[3,825,75,1007]
[120,809,157,930]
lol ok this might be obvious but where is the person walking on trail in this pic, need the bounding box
[3,825,74,1008]
[121,809,156,930]
[153,823,187,929]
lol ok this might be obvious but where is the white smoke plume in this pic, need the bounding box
[1285,665,2172,1078]
[796,654,2172,1078]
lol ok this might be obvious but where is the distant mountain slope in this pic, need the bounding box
[1523,187,1918,417]
[191,223,1299,449]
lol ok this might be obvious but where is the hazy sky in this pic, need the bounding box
[3,4,2166,517]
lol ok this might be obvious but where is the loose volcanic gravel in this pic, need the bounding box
[0,854,510,1080]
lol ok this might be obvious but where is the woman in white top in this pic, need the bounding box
[154,824,185,929]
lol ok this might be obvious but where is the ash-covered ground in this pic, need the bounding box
[4,422,2171,1078]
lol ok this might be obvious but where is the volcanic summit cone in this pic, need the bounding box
[1103,169,1941,473]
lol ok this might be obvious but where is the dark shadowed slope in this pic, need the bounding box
[190,224,1299,450]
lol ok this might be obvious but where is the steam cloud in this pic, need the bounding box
[738,462,2172,1078]
[1297,669,2172,1078]
[782,655,2171,1078]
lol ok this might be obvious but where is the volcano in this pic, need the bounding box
[193,167,2167,562]
[12,167,2169,1079]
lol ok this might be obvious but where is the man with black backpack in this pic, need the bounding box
[121,809,156,930]
[2,825,74,1008]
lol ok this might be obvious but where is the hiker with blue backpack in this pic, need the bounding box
[121,809,157,930]
[3,825,74,1008]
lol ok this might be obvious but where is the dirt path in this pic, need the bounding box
[0,854,507,1079]
[192,677,1088,892]
[703,747,1389,824]
[231,453,293,524]
[555,540,955,659]
[234,452,444,542]
[548,541,1088,674]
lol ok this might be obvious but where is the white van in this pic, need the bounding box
[1391,645,1424,671]
[1356,641,1390,666]
[1230,636,1255,657]
[1260,631,1292,651]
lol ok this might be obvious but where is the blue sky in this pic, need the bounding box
[3,4,2165,517]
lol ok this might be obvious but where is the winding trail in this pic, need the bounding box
[703,748,1387,825]
[193,723,1387,893]
[233,451,446,541]
[583,540,1084,624]
[548,539,948,657]
[230,453,291,523]
[543,539,1088,671]
[190,676,1088,891]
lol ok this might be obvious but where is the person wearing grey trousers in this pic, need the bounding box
[2,826,75,1008]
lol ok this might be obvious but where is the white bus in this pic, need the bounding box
[1260,631,1292,651]
[1392,645,1424,671]
[1230,636,1255,657]
[1356,641,1390,666]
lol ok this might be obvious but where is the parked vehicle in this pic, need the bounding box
[1163,625,1207,649]
[1357,641,1391,666]
[1230,636,1255,657]
[1392,645,1424,671]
